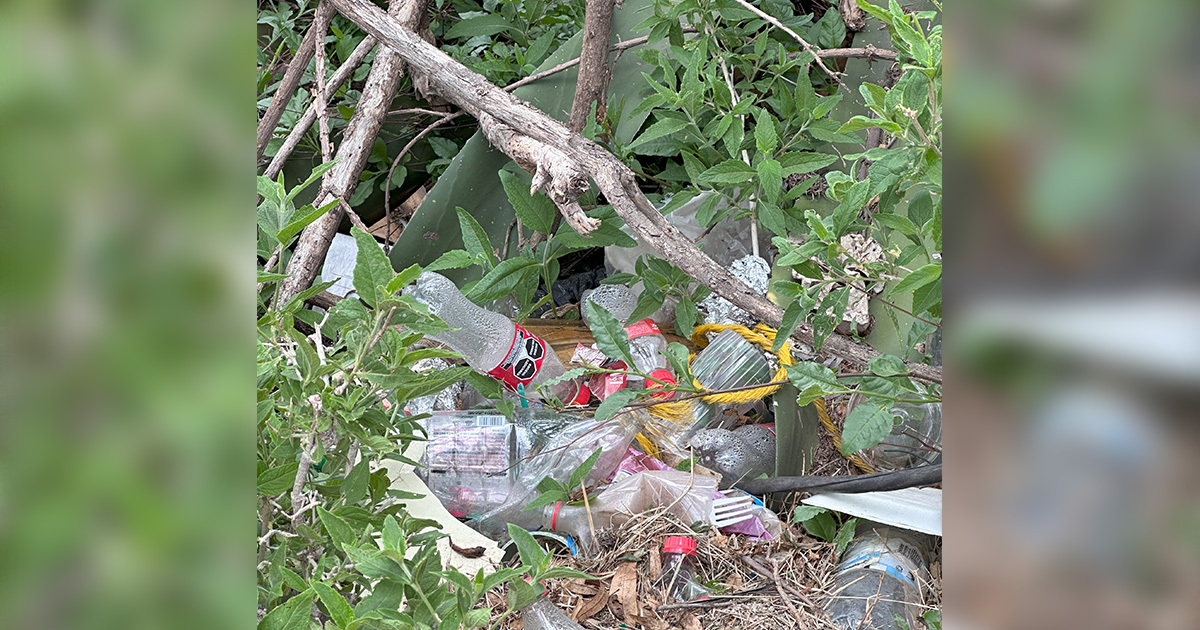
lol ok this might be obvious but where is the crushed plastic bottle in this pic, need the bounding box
[581,284,674,395]
[847,392,942,471]
[580,284,637,325]
[406,271,586,405]
[689,423,776,490]
[660,536,713,602]
[683,328,774,440]
[540,469,716,554]
[825,523,935,630]
[521,596,587,630]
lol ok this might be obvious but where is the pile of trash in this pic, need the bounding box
[393,270,942,629]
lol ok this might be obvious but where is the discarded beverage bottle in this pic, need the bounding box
[406,271,587,404]
[521,595,587,630]
[582,284,675,396]
[581,284,637,325]
[689,423,776,490]
[826,523,935,630]
[847,392,942,471]
[660,536,713,601]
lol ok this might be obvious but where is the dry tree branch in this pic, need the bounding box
[258,3,332,163]
[568,0,616,132]
[729,0,843,82]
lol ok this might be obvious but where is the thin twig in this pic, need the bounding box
[312,3,335,173]
[839,371,942,385]
[729,0,843,82]
[813,45,898,61]
[257,245,282,294]
[771,557,814,626]
[337,198,373,235]
[902,106,941,157]
[383,111,454,231]
[258,3,331,162]
[263,35,377,180]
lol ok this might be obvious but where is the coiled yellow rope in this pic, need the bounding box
[814,396,876,473]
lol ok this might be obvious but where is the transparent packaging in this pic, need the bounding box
[826,524,935,630]
[406,271,585,404]
[847,392,942,471]
[580,284,637,325]
[660,536,713,601]
[689,424,776,490]
[521,596,587,630]
[541,470,716,554]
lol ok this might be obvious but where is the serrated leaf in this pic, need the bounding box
[311,581,354,630]
[464,370,503,399]
[584,301,636,368]
[352,227,393,308]
[832,180,871,237]
[874,212,919,236]
[342,459,370,507]
[498,170,554,234]
[841,398,893,455]
[629,117,689,149]
[911,277,941,318]
[796,383,827,406]
[892,13,931,66]
[258,589,315,630]
[772,300,805,352]
[456,207,495,271]
[754,113,778,155]
[325,297,369,332]
[792,505,827,523]
[757,159,783,204]
[445,14,516,39]
[780,152,838,177]
[258,463,299,496]
[890,263,941,296]
[868,354,908,377]
[568,447,604,490]
[425,249,477,272]
[317,506,357,551]
[699,159,757,184]
[625,290,664,326]
[465,256,538,304]
[813,93,843,119]
[286,159,339,205]
[907,190,934,227]
[507,524,546,571]
[860,82,887,114]
[278,199,337,244]
[674,293,696,339]
[594,388,638,423]
[384,263,422,296]
[540,566,597,581]
[837,115,903,135]
[834,517,859,559]
[787,361,843,393]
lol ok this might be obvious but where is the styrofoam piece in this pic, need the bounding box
[801,487,942,537]
[378,439,505,574]
[319,232,358,297]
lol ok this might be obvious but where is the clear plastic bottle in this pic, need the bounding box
[521,596,587,630]
[660,536,713,602]
[580,284,637,325]
[684,328,774,437]
[539,470,717,554]
[847,393,942,471]
[689,423,776,490]
[825,524,935,630]
[406,271,586,404]
[582,284,675,395]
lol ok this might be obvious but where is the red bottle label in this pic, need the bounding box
[624,318,662,340]
[486,324,547,391]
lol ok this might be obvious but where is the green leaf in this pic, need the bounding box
[539,566,597,581]
[674,293,697,339]
[907,190,934,228]
[911,277,941,318]
[855,0,892,24]
[779,152,838,176]
[594,388,638,423]
[465,370,503,399]
[382,515,404,551]
[507,524,547,571]
[874,212,919,236]
[859,82,887,114]
[318,506,357,551]
[278,199,338,244]
[868,354,909,377]
[342,459,370,507]
[311,581,354,630]
[352,227,394,308]
[279,566,307,592]
[325,297,369,332]
[628,117,689,149]
[757,159,783,204]
[445,14,516,39]
[813,93,843,119]
[792,505,827,523]
[892,13,931,66]
[286,159,339,205]
[796,383,827,406]
[584,301,636,368]
[754,113,778,155]
[832,179,871,237]
[258,589,315,630]
[258,463,299,496]
[456,207,496,271]
[507,576,542,611]
[384,263,422,296]
[840,398,893,455]
[568,448,604,490]
[803,511,837,541]
[498,170,554,234]
[425,249,477,272]
[834,517,859,558]
[837,115,903,135]
[772,300,805,352]
[787,361,843,393]
[722,117,745,158]
[625,290,664,327]
[813,7,847,49]
[889,263,941,296]
[465,256,538,304]
[699,159,757,184]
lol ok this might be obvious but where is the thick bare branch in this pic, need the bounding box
[258,3,333,163]
[568,0,616,132]
[326,0,940,382]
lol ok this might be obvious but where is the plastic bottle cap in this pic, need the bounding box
[663,536,697,555]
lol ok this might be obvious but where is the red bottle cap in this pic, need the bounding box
[663,536,697,555]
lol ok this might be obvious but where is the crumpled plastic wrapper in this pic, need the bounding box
[699,254,771,327]
[404,358,465,416]
[798,234,884,335]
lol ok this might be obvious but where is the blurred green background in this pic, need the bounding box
[0,0,1196,628]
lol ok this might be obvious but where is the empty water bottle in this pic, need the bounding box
[580,284,637,325]
[406,271,587,404]
[521,596,587,630]
[689,423,776,490]
[686,328,774,435]
[582,284,674,395]
[825,523,935,630]
[847,392,942,471]
[660,536,713,602]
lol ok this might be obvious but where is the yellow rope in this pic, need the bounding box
[814,397,876,473]
[688,323,794,404]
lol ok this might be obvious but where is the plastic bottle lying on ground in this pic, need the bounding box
[659,536,714,602]
[540,469,717,554]
[689,423,776,490]
[582,284,675,394]
[846,392,942,471]
[825,523,937,630]
[521,596,587,630]
[406,271,587,405]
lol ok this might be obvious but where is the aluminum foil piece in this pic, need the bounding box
[699,255,771,327]
[404,358,465,416]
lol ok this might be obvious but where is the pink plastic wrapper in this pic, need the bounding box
[611,448,781,540]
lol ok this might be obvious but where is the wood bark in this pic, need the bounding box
[566,0,615,132]
[838,0,867,32]
[277,0,428,306]
[326,0,941,382]
[258,3,332,164]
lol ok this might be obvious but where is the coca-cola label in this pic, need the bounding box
[624,318,662,340]
[487,324,547,391]
[645,368,677,400]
